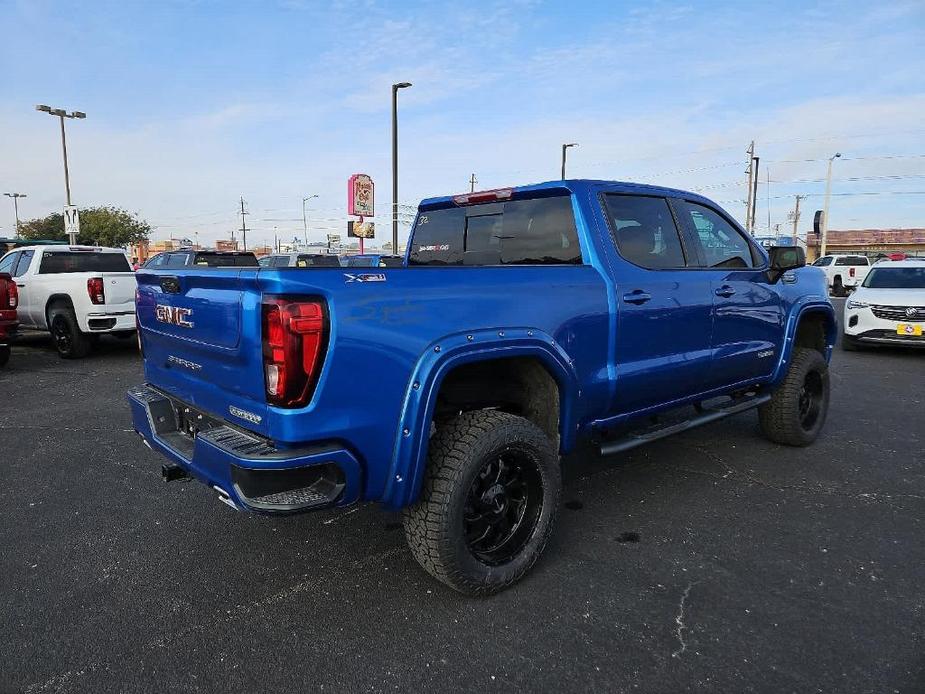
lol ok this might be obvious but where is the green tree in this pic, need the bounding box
[18,206,151,248]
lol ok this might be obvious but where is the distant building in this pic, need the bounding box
[805,228,925,261]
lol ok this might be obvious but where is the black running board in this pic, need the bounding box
[599,394,771,457]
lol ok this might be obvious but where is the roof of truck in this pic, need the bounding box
[419,179,716,210]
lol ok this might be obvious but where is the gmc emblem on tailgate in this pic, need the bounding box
[155,304,194,328]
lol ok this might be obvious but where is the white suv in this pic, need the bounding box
[842,259,925,350]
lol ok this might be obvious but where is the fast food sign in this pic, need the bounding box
[348,173,374,217]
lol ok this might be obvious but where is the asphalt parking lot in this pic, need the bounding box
[1,298,923,693]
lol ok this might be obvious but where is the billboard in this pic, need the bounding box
[348,173,374,217]
[348,221,375,239]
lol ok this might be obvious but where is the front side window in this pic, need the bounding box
[165,253,190,268]
[813,256,833,267]
[677,201,755,268]
[603,195,686,269]
[408,195,581,266]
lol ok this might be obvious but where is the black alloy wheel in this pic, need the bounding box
[464,450,544,566]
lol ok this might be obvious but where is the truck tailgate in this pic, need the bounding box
[135,268,271,435]
[101,272,138,308]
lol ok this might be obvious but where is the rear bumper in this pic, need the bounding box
[80,310,136,333]
[127,384,362,513]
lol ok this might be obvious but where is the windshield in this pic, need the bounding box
[862,267,925,289]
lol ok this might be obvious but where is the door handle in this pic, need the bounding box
[622,290,652,305]
[714,285,736,298]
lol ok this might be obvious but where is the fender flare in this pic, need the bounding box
[769,298,837,385]
[380,327,580,509]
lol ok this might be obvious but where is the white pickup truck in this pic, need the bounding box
[0,245,136,358]
[811,254,872,296]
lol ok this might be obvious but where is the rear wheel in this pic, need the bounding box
[0,344,9,367]
[48,307,92,359]
[832,277,846,297]
[759,348,830,446]
[403,409,561,595]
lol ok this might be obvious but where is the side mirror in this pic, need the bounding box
[767,246,805,282]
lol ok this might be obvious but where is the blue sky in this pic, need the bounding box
[1,0,923,246]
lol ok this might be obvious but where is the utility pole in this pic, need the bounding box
[302,195,318,248]
[820,153,841,257]
[392,81,412,254]
[3,193,26,237]
[750,155,760,234]
[469,173,478,192]
[35,105,86,243]
[239,197,249,251]
[744,141,754,231]
[791,194,806,241]
[766,167,771,233]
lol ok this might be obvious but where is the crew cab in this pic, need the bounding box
[0,245,136,358]
[144,250,259,268]
[842,258,925,350]
[812,254,871,296]
[0,272,18,368]
[128,180,836,594]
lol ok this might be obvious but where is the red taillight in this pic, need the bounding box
[849,267,856,278]
[261,297,327,408]
[452,187,514,206]
[87,277,105,305]
[7,281,17,309]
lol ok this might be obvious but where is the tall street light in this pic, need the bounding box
[36,104,86,243]
[820,152,841,258]
[561,142,578,179]
[3,192,27,237]
[392,82,412,253]
[302,195,318,248]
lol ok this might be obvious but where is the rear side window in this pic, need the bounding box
[408,195,581,266]
[166,253,190,268]
[603,195,686,269]
[676,201,756,268]
[835,256,869,266]
[39,252,131,273]
[298,255,340,267]
[193,253,259,267]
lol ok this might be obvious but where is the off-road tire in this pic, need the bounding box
[48,306,92,359]
[403,409,561,595]
[0,344,9,367]
[759,348,830,446]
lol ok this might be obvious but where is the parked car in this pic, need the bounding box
[129,180,835,594]
[842,258,925,350]
[258,253,342,268]
[342,254,404,267]
[812,254,871,296]
[0,245,136,358]
[144,250,259,268]
[0,271,18,367]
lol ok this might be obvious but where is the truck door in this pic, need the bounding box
[10,250,36,327]
[601,194,715,415]
[672,199,784,388]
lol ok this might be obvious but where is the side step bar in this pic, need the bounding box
[599,394,771,457]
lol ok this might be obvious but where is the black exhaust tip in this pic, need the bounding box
[162,463,190,483]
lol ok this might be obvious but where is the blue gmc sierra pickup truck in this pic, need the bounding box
[129,180,836,594]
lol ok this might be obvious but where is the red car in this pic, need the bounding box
[0,272,18,367]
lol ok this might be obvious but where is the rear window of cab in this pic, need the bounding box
[408,195,581,266]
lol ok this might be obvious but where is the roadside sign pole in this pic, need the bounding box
[358,216,364,255]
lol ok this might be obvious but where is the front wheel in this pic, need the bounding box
[48,307,93,359]
[758,348,830,446]
[403,409,561,595]
[0,344,9,368]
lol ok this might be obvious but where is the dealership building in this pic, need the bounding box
[805,228,925,262]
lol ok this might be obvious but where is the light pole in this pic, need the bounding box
[3,193,26,237]
[36,104,86,243]
[392,81,412,253]
[561,143,578,179]
[820,152,841,257]
[302,195,318,248]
